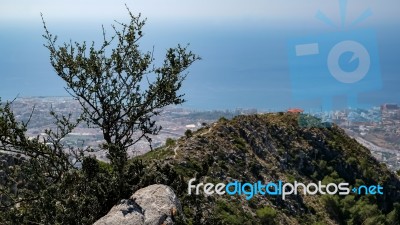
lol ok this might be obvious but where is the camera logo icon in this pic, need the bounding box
[327,40,370,84]
[287,3,382,127]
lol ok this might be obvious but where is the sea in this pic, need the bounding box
[1,22,399,111]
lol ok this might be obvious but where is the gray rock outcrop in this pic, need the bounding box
[93,184,182,225]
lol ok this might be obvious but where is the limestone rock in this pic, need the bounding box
[94,184,182,225]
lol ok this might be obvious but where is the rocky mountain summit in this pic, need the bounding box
[130,113,400,224]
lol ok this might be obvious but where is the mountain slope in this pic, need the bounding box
[132,113,400,225]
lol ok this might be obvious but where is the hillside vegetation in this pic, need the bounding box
[1,113,399,224]
[132,113,400,225]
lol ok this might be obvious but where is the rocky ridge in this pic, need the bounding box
[131,113,400,224]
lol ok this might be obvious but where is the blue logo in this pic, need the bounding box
[287,0,382,126]
[188,178,383,201]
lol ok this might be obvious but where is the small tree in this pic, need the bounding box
[41,7,200,175]
[0,99,84,224]
[165,137,176,146]
[256,206,277,225]
[185,129,193,138]
[0,8,199,224]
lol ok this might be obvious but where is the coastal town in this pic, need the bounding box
[8,97,400,172]
[306,103,400,171]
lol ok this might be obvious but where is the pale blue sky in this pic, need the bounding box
[1,1,399,110]
[1,0,397,26]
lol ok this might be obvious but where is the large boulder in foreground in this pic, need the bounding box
[94,184,182,225]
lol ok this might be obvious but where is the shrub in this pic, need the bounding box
[256,206,277,225]
[185,129,193,138]
[166,138,176,146]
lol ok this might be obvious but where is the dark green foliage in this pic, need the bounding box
[386,203,400,224]
[218,117,228,122]
[166,137,176,146]
[42,5,199,175]
[321,195,343,222]
[185,129,193,138]
[1,6,199,224]
[128,113,400,225]
[0,149,118,224]
[0,99,78,223]
[214,199,254,225]
[298,114,328,128]
[233,136,246,151]
[256,206,277,225]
